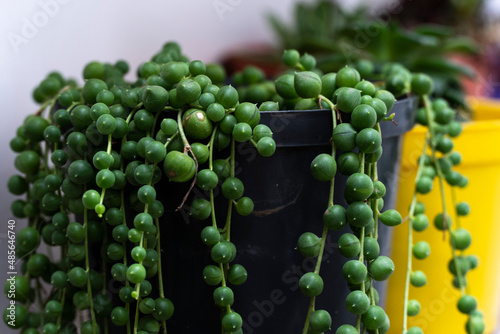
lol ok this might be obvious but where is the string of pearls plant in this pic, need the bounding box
[5,42,482,334]
[6,42,276,334]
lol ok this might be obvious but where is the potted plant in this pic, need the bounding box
[4,40,482,334]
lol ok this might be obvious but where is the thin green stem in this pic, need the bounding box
[209,126,217,171]
[229,138,236,177]
[39,99,53,112]
[327,147,336,207]
[358,226,366,265]
[314,226,329,275]
[131,157,158,303]
[430,152,450,238]
[177,110,190,150]
[119,188,132,334]
[151,109,162,135]
[163,132,179,149]
[106,134,113,154]
[155,218,165,298]
[302,105,337,334]
[356,315,362,332]
[224,138,236,240]
[422,95,437,148]
[83,206,97,333]
[219,263,231,315]
[133,298,141,334]
[42,142,50,172]
[372,124,382,240]
[66,102,81,114]
[56,286,67,328]
[434,157,466,295]
[209,193,217,230]
[133,235,146,333]
[423,95,446,236]
[434,161,449,230]
[319,95,337,129]
[369,285,376,305]
[451,187,461,229]
[402,139,429,334]
[423,95,466,295]
[46,99,56,123]
[125,110,135,124]
[368,163,379,311]
[403,194,416,334]
[356,153,368,334]
[99,188,106,206]
[95,134,113,218]
[360,153,365,174]
[209,128,218,229]
[370,165,379,241]
[302,297,316,334]
[313,145,337,276]
[36,279,45,327]
[101,220,108,333]
[295,64,306,71]
[133,233,146,300]
[155,218,168,334]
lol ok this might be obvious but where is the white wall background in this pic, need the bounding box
[0,0,444,332]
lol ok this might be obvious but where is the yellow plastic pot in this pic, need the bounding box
[385,98,500,334]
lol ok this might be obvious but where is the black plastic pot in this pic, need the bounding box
[161,97,417,333]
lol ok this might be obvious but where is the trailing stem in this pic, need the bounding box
[209,127,218,230]
[402,140,429,333]
[155,217,168,334]
[302,96,337,334]
[422,95,466,295]
[83,206,98,333]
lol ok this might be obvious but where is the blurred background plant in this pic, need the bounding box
[392,0,483,29]
[265,0,484,114]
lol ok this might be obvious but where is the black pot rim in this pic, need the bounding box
[259,96,418,147]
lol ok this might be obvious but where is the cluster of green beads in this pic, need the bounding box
[272,49,404,333]
[6,41,277,334]
[194,66,279,333]
[402,78,483,334]
[6,39,481,334]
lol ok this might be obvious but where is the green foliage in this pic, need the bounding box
[268,0,480,113]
